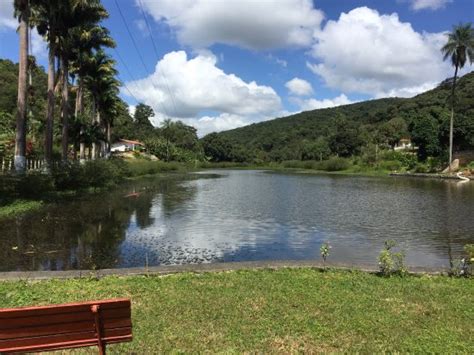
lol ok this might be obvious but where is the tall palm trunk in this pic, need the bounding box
[75,79,86,161]
[106,121,111,157]
[45,43,55,165]
[91,100,99,159]
[448,64,458,171]
[60,56,69,162]
[15,10,28,173]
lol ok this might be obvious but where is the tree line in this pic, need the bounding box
[12,0,122,172]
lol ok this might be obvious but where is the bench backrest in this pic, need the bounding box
[0,298,132,353]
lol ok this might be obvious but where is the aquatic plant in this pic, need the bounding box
[378,240,407,276]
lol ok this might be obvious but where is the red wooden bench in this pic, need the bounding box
[0,298,132,354]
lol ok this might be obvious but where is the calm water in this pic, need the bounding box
[1,170,473,271]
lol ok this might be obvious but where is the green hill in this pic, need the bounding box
[203,72,474,163]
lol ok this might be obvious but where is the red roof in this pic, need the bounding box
[120,139,144,146]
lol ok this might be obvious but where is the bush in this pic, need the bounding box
[51,162,86,190]
[451,244,474,277]
[378,160,403,171]
[378,240,407,276]
[17,172,55,198]
[125,160,180,177]
[381,151,417,170]
[320,157,351,171]
[82,160,125,189]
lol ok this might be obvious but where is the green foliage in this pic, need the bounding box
[409,114,441,160]
[134,103,155,130]
[124,160,181,177]
[450,244,474,277]
[207,72,474,164]
[378,240,407,276]
[320,157,351,171]
[320,242,330,263]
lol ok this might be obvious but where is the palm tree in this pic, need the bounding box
[55,1,109,161]
[441,23,474,169]
[32,0,65,165]
[13,0,30,173]
[69,25,115,161]
[83,50,118,159]
[32,0,108,163]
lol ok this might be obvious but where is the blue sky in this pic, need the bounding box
[0,0,473,135]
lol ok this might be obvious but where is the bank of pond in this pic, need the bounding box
[0,268,472,353]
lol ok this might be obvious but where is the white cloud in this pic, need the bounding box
[31,29,47,59]
[137,0,324,50]
[291,94,354,111]
[285,77,313,96]
[124,50,282,135]
[187,114,249,137]
[128,105,136,118]
[410,0,452,11]
[308,7,456,98]
[0,0,16,30]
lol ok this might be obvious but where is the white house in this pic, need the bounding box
[110,139,144,152]
[394,138,413,151]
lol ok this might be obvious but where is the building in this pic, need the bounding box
[394,138,413,151]
[110,139,144,152]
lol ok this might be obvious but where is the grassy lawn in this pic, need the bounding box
[0,268,472,353]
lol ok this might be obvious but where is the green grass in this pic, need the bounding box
[0,199,43,218]
[0,268,472,353]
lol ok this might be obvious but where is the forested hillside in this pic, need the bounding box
[203,72,474,162]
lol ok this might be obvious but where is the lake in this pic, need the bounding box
[1,170,473,271]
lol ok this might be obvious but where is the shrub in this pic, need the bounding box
[320,157,351,171]
[379,160,403,171]
[451,244,474,277]
[320,242,331,265]
[378,240,407,276]
[51,162,86,190]
[381,151,417,170]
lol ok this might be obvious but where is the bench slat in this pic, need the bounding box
[0,317,131,340]
[0,298,130,319]
[0,306,130,330]
[0,326,132,352]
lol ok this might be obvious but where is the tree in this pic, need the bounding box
[83,50,118,159]
[13,0,30,173]
[380,117,409,148]
[160,118,174,162]
[441,23,474,168]
[410,114,440,160]
[134,104,155,129]
[201,133,234,162]
[302,137,330,161]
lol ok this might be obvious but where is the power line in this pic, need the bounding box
[117,74,140,104]
[114,0,171,119]
[136,0,179,117]
[114,0,150,74]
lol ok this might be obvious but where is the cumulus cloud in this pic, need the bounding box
[285,78,314,96]
[137,0,324,50]
[124,50,282,135]
[0,0,16,30]
[308,7,455,98]
[31,29,47,59]
[291,94,354,111]
[409,0,452,11]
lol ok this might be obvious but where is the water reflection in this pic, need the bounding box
[0,171,473,271]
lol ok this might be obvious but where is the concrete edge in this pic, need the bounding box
[0,260,450,281]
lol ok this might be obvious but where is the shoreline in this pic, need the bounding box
[0,260,451,281]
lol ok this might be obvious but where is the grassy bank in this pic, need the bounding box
[0,160,194,219]
[0,268,472,353]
